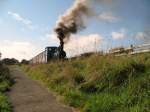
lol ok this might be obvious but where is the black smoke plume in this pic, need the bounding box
[54,0,112,50]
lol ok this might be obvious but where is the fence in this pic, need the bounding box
[109,43,150,55]
[132,43,150,54]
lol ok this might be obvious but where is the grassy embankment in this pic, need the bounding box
[0,63,13,112]
[21,53,150,112]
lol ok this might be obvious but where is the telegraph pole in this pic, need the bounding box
[95,37,97,53]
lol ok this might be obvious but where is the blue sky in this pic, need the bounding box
[0,0,150,60]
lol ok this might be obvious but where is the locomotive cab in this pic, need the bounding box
[45,46,66,61]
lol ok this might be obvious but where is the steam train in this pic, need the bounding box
[30,46,66,64]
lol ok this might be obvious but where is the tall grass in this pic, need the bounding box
[0,63,12,112]
[21,53,150,112]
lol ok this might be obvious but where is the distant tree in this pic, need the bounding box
[2,58,19,65]
[20,59,29,65]
[0,52,2,63]
[0,52,1,60]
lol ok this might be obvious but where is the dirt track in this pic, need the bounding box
[8,67,73,112]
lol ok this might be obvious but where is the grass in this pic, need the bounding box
[0,63,13,112]
[21,52,150,112]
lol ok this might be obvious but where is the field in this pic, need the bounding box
[0,63,13,112]
[21,53,150,112]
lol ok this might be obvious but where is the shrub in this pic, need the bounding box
[0,64,12,112]
[64,90,86,108]
[0,94,12,112]
[79,82,98,93]
[73,74,85,84]
[83,94,121,112]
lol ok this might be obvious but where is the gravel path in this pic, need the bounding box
[8,67,73,112]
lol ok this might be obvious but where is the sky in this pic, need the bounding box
[0,0,150,61]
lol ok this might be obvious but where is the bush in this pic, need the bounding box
[0,94,12,112]
[64,90,86,108]
[0,64,13,112]
[83,94,120,112]
[79,82,98,93]
[73,74,85,84]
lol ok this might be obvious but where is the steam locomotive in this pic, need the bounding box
[30,46,66,64]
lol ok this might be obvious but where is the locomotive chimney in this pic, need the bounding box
[54,27,67,58]
[55,28,64,51]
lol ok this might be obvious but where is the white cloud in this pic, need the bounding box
[135,31,150,42]
[40,33,59,46]
[0,18,3,25]
[98,12,120,23]
[111,29,126,40]
[111,32,124,40]
[64,34,103,56]
[45,33,58,41]
[0,40,40,61]
[136,32,146,40]
[8,11,34,30]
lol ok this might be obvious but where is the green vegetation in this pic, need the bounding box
[21,53,150,112]
[0,63,13,112]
